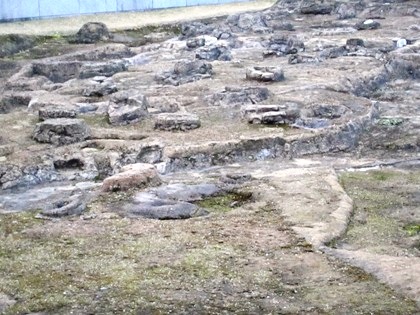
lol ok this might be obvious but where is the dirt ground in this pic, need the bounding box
[1,165,419,314]
[0,0,419,314]
[0,0,276,36]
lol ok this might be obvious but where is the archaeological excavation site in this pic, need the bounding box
[0,0,419,313]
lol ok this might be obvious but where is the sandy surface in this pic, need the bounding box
[0,0,275,36]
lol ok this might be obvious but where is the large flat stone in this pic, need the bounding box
[102,163,161,192]
[32,118,91,146]
[154,113,201,131]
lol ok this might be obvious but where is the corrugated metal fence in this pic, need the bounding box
[0,0,249,21]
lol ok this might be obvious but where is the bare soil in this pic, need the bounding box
[0,0,419,314]
[0,0,276,36]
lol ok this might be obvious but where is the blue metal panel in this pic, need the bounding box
[117,0,153,11]
[80,0,117,14]
[153,0,187,9]
[39,0,79,17]
[186,0,219,5]
[186,0,200,5]
[0,0,39,20]
[0,0,250,21]
[219,0,248,3]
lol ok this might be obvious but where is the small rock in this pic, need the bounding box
[173,60,212,76]
[41,194,86,217]
[186,37,205,49]
[102,163,161,192]
[288,54,319,64]
[108,90,149,125]
[38,107,77,121]
[243,104,284,115]
[246,66,285,82]
[346,38,365,47]
[195,45,232,61]
[319,46,348,59]
[264,34,305,57]
[156,60,213,86]
[180,22,214,38]
[79,60,127,79]
[0,164,22,189]
[75,22,110,44]
[310,104,348,119]
[247,111,297,125]
[301,4,333,15]
[356,20,380,30]
[154,112,201,131]
[33,118,91,145]
[243,104,300,125]
[212,28,234,40]
[82,78,117,97]
[235,13,269,33]
[208,86,270,106]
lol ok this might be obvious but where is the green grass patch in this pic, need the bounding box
[81,114,110,128]
[339,170,407,212]
[404,224,420,236]
[0,211,41,236]
[3,34,72,60]
[196,191,252,213]
[338,169,420,255]
[377,117,405,126]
